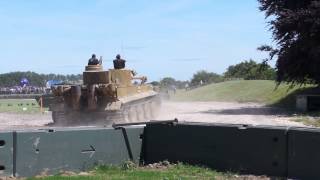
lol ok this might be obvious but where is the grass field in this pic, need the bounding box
[26,163,238,180]
[172,80,316,107]
[0,99,43,113]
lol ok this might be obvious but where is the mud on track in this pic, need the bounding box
[0,101,305,130]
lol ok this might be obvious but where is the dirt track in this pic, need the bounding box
[156,101,305,127]
[0,101,305,130]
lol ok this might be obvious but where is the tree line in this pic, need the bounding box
[156,59,276,89]
[0,59,275,88]
[0,72,82,87]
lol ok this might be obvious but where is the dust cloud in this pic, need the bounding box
[0,101,305,130]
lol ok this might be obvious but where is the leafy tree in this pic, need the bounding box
[160,77,176,88]
[224,60,276,80]
[150,81,160,86]
[191,70,223,85]
[258,0,320,84]
[174,80,189,89]
[159,77,189,89]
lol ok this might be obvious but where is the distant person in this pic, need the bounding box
[88,54,100,65]
[185,83,189,91]
[113,54,126,69]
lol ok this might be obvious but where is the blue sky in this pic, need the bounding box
[0,0,273,81]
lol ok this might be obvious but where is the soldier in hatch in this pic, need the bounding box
[88,54,100,65]
[113,54,126,69]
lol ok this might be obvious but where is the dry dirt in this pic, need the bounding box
[156,101,305,127]
[0,101,305,130]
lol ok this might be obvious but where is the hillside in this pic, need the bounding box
[172,80,316,107]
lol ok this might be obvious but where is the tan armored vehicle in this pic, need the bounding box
[49,55,160,126]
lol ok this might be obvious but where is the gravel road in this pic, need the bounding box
[156,101,305,127]
[0,101,305,130]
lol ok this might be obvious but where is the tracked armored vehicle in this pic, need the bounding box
[49,56,160,126]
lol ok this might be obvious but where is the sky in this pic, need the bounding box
[0,0,273,81]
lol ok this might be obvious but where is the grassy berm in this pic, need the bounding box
[26,162,268,180]
[173,80,317,108]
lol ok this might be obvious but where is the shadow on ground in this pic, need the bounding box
[201,107,295,117]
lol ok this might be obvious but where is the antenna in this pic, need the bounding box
[121,41,124,54]
[99,56,103,65]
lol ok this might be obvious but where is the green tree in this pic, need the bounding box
[150,81,160,86]
[224,60,275,80]
[191,70,223,85]
[258,0,320,84]
[159,77,189,90]
[160,77,176,88]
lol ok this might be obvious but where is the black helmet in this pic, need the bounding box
[116,54,121,59]
[92,54,96,58]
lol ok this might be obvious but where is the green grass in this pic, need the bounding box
[172,80,316,107]
[0,99,44,113]
[26,163,234,180]
[292,113,320,127]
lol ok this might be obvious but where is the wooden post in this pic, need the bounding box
[40,96,43,113]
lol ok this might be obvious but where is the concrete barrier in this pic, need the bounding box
[143,123,288,177]
[0,132,14,177]
[288,127,320,180]
[2,121,320,178]
[0,126,144,177]
[296,95,320,112]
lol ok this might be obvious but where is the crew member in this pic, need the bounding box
[88,54,100,65]
[113,54,126,69]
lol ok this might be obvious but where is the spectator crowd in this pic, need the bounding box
[0,86,47,95]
